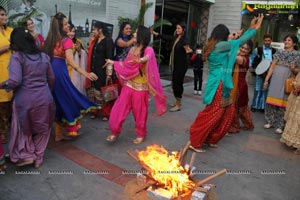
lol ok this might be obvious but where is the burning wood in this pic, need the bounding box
[127,144,224,200]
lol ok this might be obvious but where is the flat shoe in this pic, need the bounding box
[16,159,34,167]
[90,115,96,119]
[208,143,218,148]
[133,137,144,144]
[294,149,300,155]
[106,135,118,142]
[264,124,272,129]
[189,145,206,153]
[275,128,283,134]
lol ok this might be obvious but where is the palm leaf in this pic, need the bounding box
[136,2,153,27]
[0,0,12,11]
[8,7,43,28]
[151,19,172,30]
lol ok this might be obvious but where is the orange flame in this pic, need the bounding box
[138,144,195,197]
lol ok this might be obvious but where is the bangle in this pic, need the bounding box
[140,57,145,63]
[106,65,113,70]
[74,65,80,71]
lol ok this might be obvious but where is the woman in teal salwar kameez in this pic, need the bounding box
[189,15,264,153]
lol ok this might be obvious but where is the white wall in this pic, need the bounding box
[207,0,242,37]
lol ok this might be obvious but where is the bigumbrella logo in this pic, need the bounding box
[241,2,254,16]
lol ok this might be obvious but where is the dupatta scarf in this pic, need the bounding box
[114,47,167,116]
[85,36,98,88]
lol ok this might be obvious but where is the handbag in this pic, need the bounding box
[285,77,294,94]
[101,79,119,103]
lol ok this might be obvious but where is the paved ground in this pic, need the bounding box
[1,68,300,200]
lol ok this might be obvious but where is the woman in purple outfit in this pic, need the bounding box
[0,27,55,168]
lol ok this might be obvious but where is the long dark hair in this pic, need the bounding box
[246,40,254,55]
[0,6,7,30]
[68,22,77,43]
[176,21,187,39]
[203,24,230,61]
[10,27,40,54]
[23,18,33,29]
[136,25,151,58]
[93,22,108,37]
[44,12,67,58]
[284,34,298,50]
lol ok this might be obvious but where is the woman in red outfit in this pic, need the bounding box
[228,40,254,133]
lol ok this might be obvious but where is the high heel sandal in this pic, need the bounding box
[133,137,144,144]
[106,135,118,142]
[0,134,6,144]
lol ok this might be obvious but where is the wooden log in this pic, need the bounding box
[188,152,196,176]
[135,180,157,193]
[194,169,227,187]
[127,150,153,173]
[194,187,208,193]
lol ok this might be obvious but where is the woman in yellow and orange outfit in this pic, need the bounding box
[0,6,13,144]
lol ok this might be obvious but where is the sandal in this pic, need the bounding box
[67,131,78,137]
[102,117,108,121]
[133,137,144,144]
[106,135,118,142]
[55,135,72,142]
[189,145,206,153]
[0,163,7,171]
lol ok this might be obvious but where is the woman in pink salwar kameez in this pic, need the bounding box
[104,26,166,144]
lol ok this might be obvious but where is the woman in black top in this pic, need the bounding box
[86,22,114,121]
[153,22,192,112]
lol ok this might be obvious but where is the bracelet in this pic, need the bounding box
[106,65,113,76]
[140,57,144,63]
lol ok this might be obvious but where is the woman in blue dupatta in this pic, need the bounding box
[189,14,264,153]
